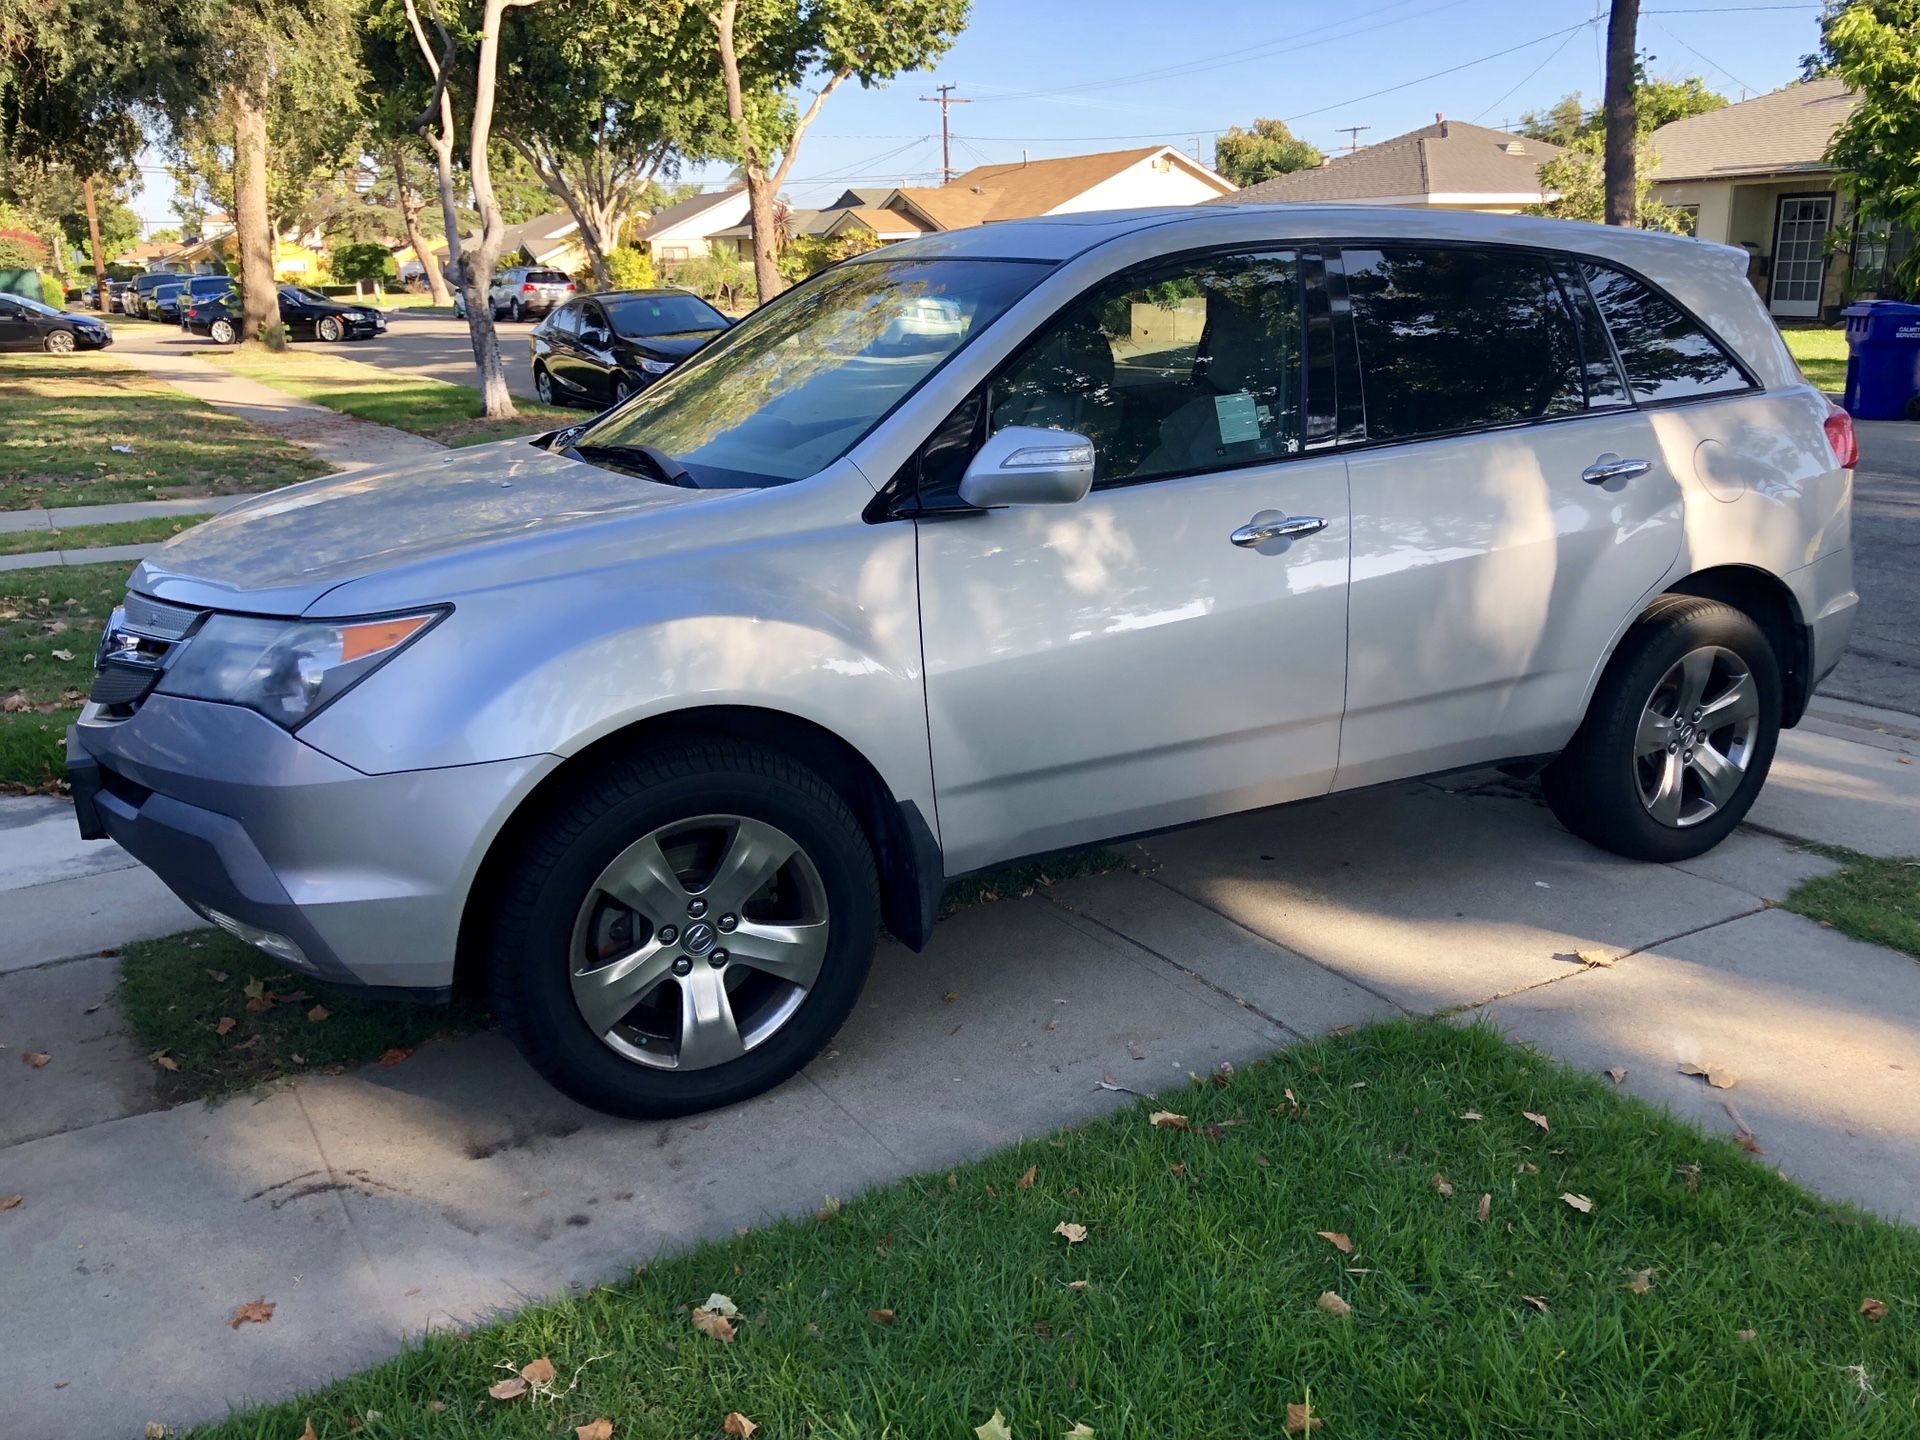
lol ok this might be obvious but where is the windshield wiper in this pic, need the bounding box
[567,441,694,487]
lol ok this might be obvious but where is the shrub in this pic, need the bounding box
[670,249,755,309]
[38,271,68,306]
[606,246,657,291]
[329,242,395,284]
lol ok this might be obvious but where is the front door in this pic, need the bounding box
[1769,194,1832,319]
[915,248,1351,875]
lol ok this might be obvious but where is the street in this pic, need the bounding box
[1827,419,1920,717]
[352,307,546,403]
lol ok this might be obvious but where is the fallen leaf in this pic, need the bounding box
[0,1194,21,1212]
[1523,1111,1550,1132]
[1431,1173,1454,1199]
[50,648,75,662]
[214,1016,237,1036]
[1459,1110,1483,1121]
[1054,1221,1087,1244]
[21,1051,49,1068]
[1736,1328,1757,1341]
[1148,1110,1189,1130]
[145,1425,166,1439]
[206,968,229,982]
[1476,1193,1491,1223]
[1734,1129,1765,1155]
[520,1356,555,1385]
[1561,1192,1594,1213]
[578,1421,616,1440]
[1605,1066,1627,1085]
[1317,1230,1353,1254]
[1860,1298,1889,1321]
[377,1047,412,1067]
[868,1307,896,1325]
[975,1409,1014,1440]
[228,1300,274,1329]
[242,977,270,1013]
[1064,1425,1096,1439]
[150,1049,178,1072]
[1017,1164,1036,1190]
[722,1415,757,1439]
[307,1005,330,1023]
[1285,1401,1322,1433]
[1065,1279,1090,1291]
[1316,1290,1352,1317]
[1042,1020,1057,1031]
[1625,1268,1654,1295]
[488,1376,528,1401]
[1574,948,1616,968]
[1679,1061,1740,1089]
[298,1420,318,1440]
[943,991,959,1004]
[1522,1294,1551,1313]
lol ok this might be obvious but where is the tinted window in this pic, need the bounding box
[549,304,580,337]
[1550,257,1629,408]
[526,269,570,285]
[605,292,728,337]
[1345,246,1586,441]
[989,249,1303,485]
[1582,263,1749,402]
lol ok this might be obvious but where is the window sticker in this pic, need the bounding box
[1214,391,1261,445]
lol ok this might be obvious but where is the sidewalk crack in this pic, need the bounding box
[291,1087,382,1282]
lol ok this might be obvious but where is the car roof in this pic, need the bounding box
[589,289,709,301]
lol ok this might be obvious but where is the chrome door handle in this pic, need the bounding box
[1582,454,1652,485]
[1231,514,1327,547]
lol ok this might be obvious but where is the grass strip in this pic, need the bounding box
[1780,325,1847,393]
[0,352,326,509]
[0,513,209,557]
[0,560,129,789]
[181,1019,1920,1438]
[1784,843,1920,960]
[201,346,574,448]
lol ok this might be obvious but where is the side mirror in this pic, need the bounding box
[958,426,1096,509]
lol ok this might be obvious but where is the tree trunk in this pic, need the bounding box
[464,0,540,419]
[232,84,278,341]
[1603,0,1640,227]
[742,173,779,304]
[82,177,107,312]
[393,138,450,304]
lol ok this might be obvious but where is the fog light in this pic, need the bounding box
[202,907,314,972]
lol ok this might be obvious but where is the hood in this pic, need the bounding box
[618,330,717,363]
[132,437,727,616]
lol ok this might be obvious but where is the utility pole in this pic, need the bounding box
[1603,0,1641,226]
[1336,125,1371,153]
[82,176,108,313]
[920,83,971,184]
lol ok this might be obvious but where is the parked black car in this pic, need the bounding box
[528,289,730,409]
[187,286,387,343]
[0,292,113,353]
[182,291,239,344]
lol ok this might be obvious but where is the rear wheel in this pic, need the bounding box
[42,329,75,354]
[488,740,879,1117]
[1544,597,1780,861]
[534,365,557,406]
[510,298,524,322]
[316,314,344,343]
[209,317,237,345]
[611,374,632,405]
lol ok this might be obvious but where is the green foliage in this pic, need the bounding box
[1527,132,1692,234]
[605,245,658,290]
[329,240,396,284]
[1520,68,1727,145]
[1213,117,1323,188]
[774,229,877,284]
[0,230,44,268]
[1784,845,1920,959]
[1827,1,1920,299]
[36,269,65,303]
[671,247,755,308]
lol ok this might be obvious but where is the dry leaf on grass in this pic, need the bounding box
[21,1051,50,1068]
[297,1419,318,1440]
[1605,1066,1627,1085]
[868,1308,896,1325]
[1523,1111,1550,1131]
[214,1016,237,1036]
[1459,1110,1483,1121]
[975,1409,1014,1440]
[227,1300,274,1329]
[520,1357,556,1385]
[693,1306,738,1343]
[1065,1279,1090,1291]
[1054,1221,1087,1244]
[150,1050,178,1072]
[0,1194,21,1213]
[1735,1328,1757,1341]
[1561,1192,1594,1213]
[1285,1401,1323,1433]
[1064,1425,1096,1438]
[243,978,271,1012]
[1316,1290,1352,1317]
[307,1005,330,1023]
[722,1414,757,1439]
[577,1420,615,1440]
[377,1047,412,1067]
[1860,1298,1889,1321]
[1149,1110,1189,1130]
[1522,1294,1551,1313]
[1476,1193,1491,1223]
[1017,1164,1037,1190]
[1431,1173,1454,1198]
[1625,1268,1654,1295]
[1316,1230,1353,1254]
[488,1376,528,1401]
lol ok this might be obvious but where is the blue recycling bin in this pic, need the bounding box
[1841,300,1920,420]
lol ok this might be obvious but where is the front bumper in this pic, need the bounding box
[69,696,550,992]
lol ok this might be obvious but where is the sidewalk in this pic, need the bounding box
[0,710,1914,1437]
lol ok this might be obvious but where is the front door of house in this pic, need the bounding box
[1769,194,1832,319]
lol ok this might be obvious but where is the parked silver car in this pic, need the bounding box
[488,265,575,322]
[70,206,1857,1117]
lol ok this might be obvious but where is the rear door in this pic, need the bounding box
[914,246,1351,875]
[1333,243,1683,789]
[0,298,32,350]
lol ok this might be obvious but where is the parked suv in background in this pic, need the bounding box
[71,207,1856,1119]
[489,265,574,321]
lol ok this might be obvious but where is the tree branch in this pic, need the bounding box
[769,66,850,192]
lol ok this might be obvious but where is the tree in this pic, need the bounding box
[1527,131,1691,233]
[703,0,967,302]
[1520,70,1725,145]
[1801,0,1848,80]
[465,0,544,417]
[1603,0,1642,226]
[333,240,398,283]
[1213,118,1322,189]
[1826,1,1920,296]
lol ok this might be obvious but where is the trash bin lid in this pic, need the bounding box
[1843,300,1920,318]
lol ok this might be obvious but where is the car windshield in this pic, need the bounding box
[603,293,729,338]
[573,257,1049,488]
[282,286,330,304]
[189,278,231,295]
[12,294,62,316]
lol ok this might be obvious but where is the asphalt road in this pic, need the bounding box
[349,308,545,402]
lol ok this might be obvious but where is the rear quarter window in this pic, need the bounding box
[1581,263,1752,403]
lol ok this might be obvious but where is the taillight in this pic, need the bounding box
[1823,404,1858,470]
[522,282,535,292]
[565,282,575,292]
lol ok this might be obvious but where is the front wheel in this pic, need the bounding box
[610,374,632,406]
[534,365,556,406]
[509,298,524,323]
[316,315,344,343]
[1544,596,1781,862]
[488,740,880,1118]
[209,318,237,345]
[42,329,75,355]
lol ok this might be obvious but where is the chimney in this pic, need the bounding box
[1022,149,1029,167]
[1436,111,1448,138]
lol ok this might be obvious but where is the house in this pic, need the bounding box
[632,188,752,266]
[1646,79,1886,320]
[875,145,1235,235]
[1211,119,1561,212]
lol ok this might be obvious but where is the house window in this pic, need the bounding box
[660,246,690,263]
[1671,205,1700,238]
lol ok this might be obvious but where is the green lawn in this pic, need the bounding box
[1785,846,1920,960]
[182,1019,1917,1439]
[0,560,127,789]
[1781,326,1847,392]
[0,513,209,557]
[201,347,574,448]
[0,353,327,510]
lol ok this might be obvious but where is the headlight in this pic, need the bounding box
[637,356,673,375]
[157,609,444,727]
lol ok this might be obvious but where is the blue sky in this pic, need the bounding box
[131,0,1828,226]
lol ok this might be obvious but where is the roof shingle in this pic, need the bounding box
[1212,121,1559,205]
[1647,78,1854,181]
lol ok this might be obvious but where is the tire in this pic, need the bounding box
[316,315,344,343]
[510,298,524,322]
[488,739,880,1118]
[611,375,632,405]
[209,318,236,345]
[534,364,557,406]
[42,329,75,355]
[1543,596,1781,862]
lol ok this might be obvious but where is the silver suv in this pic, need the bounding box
[489,265,575,322]
[70,207,1858,1117]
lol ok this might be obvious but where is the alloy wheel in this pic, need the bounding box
[567,814,830,1071]
[613,377,631,404]
[1634,645,1761,828]
[318,316,343,342]
[535,367,554,405]
[210,318,236,345]
[44,330,75,354]
[510,299,523,322]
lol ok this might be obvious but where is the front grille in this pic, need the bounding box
[88,592,204,711]
[89,659,163,706]
[121,592,200,641]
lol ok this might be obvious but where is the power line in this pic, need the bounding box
[1647,17,1761,95]
[1471,20,1594,124]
